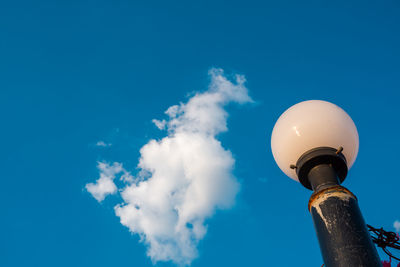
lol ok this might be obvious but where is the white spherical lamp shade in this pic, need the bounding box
[271,100,359,181]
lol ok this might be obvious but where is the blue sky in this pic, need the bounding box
[1,1,400,266]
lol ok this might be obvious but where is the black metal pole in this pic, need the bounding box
[295,147,382,267]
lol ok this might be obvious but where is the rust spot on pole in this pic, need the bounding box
[308,185,357,212]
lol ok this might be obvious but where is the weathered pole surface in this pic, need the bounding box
[308,185,382,267]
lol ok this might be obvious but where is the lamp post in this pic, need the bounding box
[271,100,382,267]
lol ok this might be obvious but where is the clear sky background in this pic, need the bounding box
[1,1,400,266]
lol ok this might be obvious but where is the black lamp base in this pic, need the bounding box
[295,147,347,191]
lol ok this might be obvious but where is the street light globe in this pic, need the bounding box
[271,100,359,181]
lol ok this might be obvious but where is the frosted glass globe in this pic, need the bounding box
[271,100,359,181]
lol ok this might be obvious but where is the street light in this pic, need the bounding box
[271,100,382,267]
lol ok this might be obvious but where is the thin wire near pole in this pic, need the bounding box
[367,224,400,262]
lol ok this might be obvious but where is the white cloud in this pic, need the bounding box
[120,171,134,183]
[394,220,400,232]
[86,68,252,265]
[152,119,167,130]
[86,162,123,202]
[96,141,112,147]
